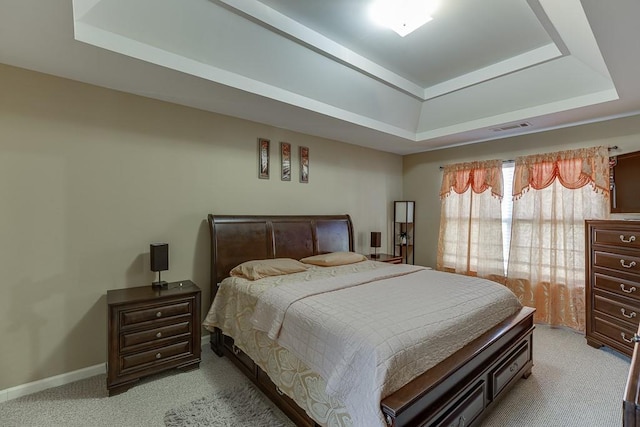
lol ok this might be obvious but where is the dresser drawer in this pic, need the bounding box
[593,315,637,354]
[593,293,640,326]
[594,251,640,275]
[121,321,191,350]
[119,301,192,327]
[593,272,640,301]
[121,341,192,372]
[593,228,640,250]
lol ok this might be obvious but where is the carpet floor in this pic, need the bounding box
[0,325,631,426]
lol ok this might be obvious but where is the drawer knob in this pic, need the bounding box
[156,332,162,338]
[621,308,637,319]
[509,361,519,373]
[232,345,241,356]
[620,235,637,243]
[156,311,162,318]
[620,260,637,269]
[621,284,637,294]
[156,353,162,359]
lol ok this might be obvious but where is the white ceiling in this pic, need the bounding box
[1,0,639,155]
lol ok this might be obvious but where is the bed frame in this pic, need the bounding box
[207,214,535,427]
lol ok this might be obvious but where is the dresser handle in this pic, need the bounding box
[620,235,637,243]
[621,333,640,344]
[156,311,162,318]
[275,387,284,396]
[621,284,637,293]
[232,345,241,356]
[156,353,162,359]
[620,260,637,269]
[621,308,637,319]
[156,332,162,338]
[509,361,519,373]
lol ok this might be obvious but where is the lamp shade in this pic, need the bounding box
[150,243,169,272]
[370,231,382,248]
[395,201,414,223]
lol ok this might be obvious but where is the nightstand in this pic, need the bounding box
[367,253,404,264]
[107,280,201,396]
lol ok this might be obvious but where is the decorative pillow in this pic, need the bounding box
[300,251,367,267]
[229,258,309,281]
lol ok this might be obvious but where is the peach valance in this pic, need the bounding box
[512,146,610,198]
[440,160,503,199]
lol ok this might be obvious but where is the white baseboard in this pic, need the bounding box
[0,333,211,404]
[0,363,106,404]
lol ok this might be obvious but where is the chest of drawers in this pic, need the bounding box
[586,220,640,357]
[107,280,201,395]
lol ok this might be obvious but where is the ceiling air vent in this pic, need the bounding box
[491,122,532,132]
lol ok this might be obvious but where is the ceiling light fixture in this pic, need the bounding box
[369,0,439,37]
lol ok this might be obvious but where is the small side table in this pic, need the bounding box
[107,280,201,396]
[367,253,404,264]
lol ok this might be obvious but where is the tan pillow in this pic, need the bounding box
[300,251,367,267]
[230,258,309,281]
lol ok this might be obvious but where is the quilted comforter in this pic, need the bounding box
[203,261,522,426]
[250,264,522,426]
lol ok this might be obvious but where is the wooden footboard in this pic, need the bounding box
[211,306,534,427]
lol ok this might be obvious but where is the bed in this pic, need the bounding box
[204,214,535,427]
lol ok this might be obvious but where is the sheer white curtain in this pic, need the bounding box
[505,146,610,331]
[437,160,505,279]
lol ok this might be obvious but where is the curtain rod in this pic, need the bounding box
[438,146,619,170]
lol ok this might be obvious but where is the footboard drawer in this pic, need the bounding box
[222,335,256,376]
[431,381,486,427]
[257,368,316,427]
[491,340,531,397]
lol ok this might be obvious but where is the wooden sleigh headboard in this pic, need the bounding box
[207,214,354,302]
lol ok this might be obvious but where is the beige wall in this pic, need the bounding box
[404,116,640,268]
[0,64,403,390]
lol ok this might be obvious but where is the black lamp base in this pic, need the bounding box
[151,270,168,289]
[152,280,168,289]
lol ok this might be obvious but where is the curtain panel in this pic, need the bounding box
[437,160,505,279]
[505,146,610,331]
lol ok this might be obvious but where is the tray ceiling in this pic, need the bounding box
[1,0,640,154]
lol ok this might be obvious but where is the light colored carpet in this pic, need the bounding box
[0,325,631,427]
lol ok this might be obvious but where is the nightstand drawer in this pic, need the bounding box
[121,341,191,371]
[121,321,192,349]
[120,301,191,327]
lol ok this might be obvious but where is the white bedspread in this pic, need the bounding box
[250,265,522,427]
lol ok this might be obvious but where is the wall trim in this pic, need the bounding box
[0,334,211,403]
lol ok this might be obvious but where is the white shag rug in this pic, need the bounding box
[164,384,288,427]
